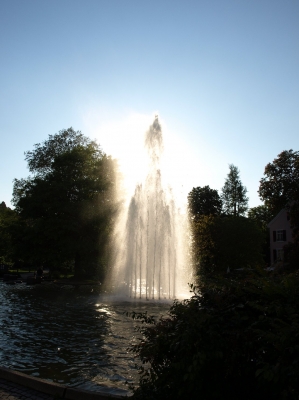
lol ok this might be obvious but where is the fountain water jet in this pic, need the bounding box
[111,116,189,299]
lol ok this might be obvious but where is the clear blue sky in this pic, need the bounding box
[1,0,298,209]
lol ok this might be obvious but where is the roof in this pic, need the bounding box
[267,208,287,228]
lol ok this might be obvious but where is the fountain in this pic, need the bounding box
[111,116,189,299]
[0,117,190,395]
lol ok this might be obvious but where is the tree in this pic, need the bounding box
[248,205,274,266]
[247,205,274,227]
[258,150,299,215]
[12,128,119,279]
[187,186,222,221]
[191,215,264,277]
[221,164,248,216]
[258,150,299,269]
[24,127,92,176]
[0,202,18,265]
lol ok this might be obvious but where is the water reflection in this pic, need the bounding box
[0,282,170,395]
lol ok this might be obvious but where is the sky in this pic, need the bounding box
[1,0,298,210]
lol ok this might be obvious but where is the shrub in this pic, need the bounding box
[129,274,299,399]
[191,215,264,278]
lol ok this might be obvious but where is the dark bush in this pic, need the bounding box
[129,273,299,399]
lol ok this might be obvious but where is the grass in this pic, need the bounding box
[8,268,33,274]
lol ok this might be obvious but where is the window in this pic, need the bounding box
[277,249,284,261]
[273,230,286,242]
[273,249,284,262]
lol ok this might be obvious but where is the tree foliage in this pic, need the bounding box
[187,186,222,221]
[248,205,273,266]
[221,164,248,216]
[258,149,299,215]
[247,205,274,228]
[130,274,299,400]
[258,149,299,238]
[12,128,119,278]
[258,150,299,269]
[24,127,92,176]
[191,215,263,277]
[0,202,18,265]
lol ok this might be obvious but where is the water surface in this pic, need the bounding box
[0,282,171,395]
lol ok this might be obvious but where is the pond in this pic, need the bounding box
[0,281,171,396]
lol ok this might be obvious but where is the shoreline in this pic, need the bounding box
[0,366,130,399]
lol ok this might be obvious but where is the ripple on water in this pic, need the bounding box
[0,282,171,394]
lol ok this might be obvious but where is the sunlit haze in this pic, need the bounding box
[88,112,204,209]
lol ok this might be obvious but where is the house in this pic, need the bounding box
[268,209,293,266]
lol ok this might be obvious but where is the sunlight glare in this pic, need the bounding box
[85,111,205,209]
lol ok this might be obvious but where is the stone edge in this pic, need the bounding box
[0,366,129,399]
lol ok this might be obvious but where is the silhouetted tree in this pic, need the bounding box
[258,149,299,215]
[12,128,119,279]
[0,202,18,265]
[247,205,274,227]
[192,215,263,277]
[258,150,299,269]
[188,186,222,221]
[221,164,248,216]
[248,205,274,266]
